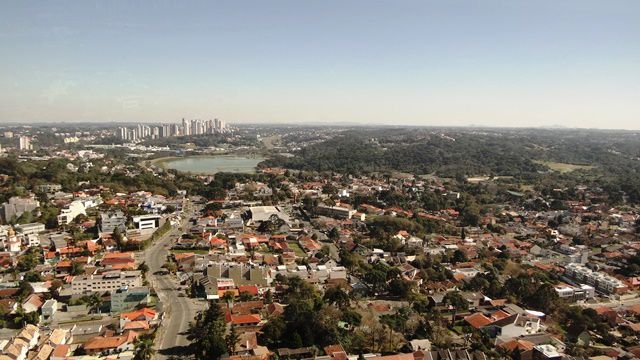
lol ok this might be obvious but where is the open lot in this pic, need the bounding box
[534,160,595,173]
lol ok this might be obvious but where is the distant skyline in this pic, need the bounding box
[1,1,639,129]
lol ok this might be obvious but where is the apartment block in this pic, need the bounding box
[110,286,150,313]
[564,263,628,294]
[314,205,356,219]
[71,271,142,295]
[100,210,127,233]
[1,196,39,223]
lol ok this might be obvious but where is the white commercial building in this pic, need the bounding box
[71,271,142,295]
[554,284,595,301]
[314,205,357,219]
[132,214,161,231]
[14,223,45,236]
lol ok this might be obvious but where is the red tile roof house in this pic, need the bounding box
[298,237,322,255]
[210,236,227,249]
[269,234,287,242]
[50,344,71,360]
[0,287,20,298]
[0,299,18,314]
[269,239,290,253]
[121,320,151,334]
[57,246,84,259]
[0,252,16,269]
[22,293,45,314]
[83,330,139,355]
[625,277,640,290]
[497,339,535,353]
[241,234,269,249]
[119,308,159,332]
[55,260,73,274]
[230,300,264,315]
[324,344,348,360]
[173,252,197,271]
[627,304,640,317]
[237,285,259,297]
[464,312,493,329]
[85,240,100,254]
[469,312,543,340]
[594,306,618,327]
[262,254,279,266]
[266,302,284,317]
[225,312,263,331]
[101,252,136,270]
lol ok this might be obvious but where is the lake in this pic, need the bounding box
[160,155,264,174]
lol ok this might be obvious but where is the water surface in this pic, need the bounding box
[161,155,264,174]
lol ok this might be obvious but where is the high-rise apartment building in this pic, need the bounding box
[117,118,230,141]
[19,136,32,150]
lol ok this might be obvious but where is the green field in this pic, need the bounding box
[171,249,210,254]
[535,160,594,173]
[288,242,307,257]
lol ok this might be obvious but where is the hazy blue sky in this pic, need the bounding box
[1,1,639,128]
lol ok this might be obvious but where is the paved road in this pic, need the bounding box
[144,203,206,359]
[581,295,640,310]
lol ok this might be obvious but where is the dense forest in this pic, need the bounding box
[261,128,640,203]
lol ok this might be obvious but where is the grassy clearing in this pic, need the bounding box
[58,315,104,324]
[287,242,307,257]
[535,160,594,173]
[171,249,210,255]
[256,245,275,255]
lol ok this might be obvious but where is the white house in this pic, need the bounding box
[25,234,40,247]
[42,299,58,318]
[132,214,161,231]
[57,198,102,225]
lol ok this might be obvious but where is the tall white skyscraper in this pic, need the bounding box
[182,118,190,136]
[19,136,32,150]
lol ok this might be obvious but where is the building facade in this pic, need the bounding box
[110,286,150,313]
[132,214,161,231]
[71,271,143,295]
[564,263,628,294]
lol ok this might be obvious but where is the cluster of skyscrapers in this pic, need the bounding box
[118,118,228,141]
